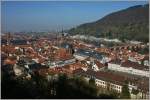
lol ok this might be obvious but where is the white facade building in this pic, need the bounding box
[73,53,88,61]
[84,74,122,93]
[108,61,149,77]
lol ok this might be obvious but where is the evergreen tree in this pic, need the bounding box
[89,78,96,86]
[120,81,131,99]
[132,88,139,99]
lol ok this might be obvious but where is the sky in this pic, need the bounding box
[1,1,148,33]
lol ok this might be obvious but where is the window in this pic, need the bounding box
[100,81,102,84]
[116,86,118,89]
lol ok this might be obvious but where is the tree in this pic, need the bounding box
[98,93,118,99]
[1,68,34,99]
[138,46,149,54]
[89,78,96,86]
[17,60,26,67]
[132,88,139,99]
[15,49,22,55]
[56,73,68,98]
[71,48,75,55]
[2,69,118,99]
[120,81,131,99]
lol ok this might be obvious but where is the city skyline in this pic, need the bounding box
[1,1,149,99]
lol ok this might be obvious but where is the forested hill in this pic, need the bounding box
[68,4,149,42]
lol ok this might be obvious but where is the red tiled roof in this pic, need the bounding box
[84,70,126,85]
[136,77,149,93]
[62,62,86,73]
[109,59,122,64]
[73,68,85,75]
[2,46,16,54]
[121,60,149,71]
[142,55,149,61]
[95,60,105,68]
[16,45,32,48]
[4,58,16,65]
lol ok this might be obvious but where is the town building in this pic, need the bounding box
[108,60,149,77]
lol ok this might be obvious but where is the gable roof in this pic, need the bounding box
[95,60,105,69]
[82,69,126,86]
[121,60,149,71]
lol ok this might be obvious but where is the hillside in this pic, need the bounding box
[68,4,149,42]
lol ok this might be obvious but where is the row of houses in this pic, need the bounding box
[108,59,149,77]
[73,68,149,99]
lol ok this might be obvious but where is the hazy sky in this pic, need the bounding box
[1,1,148,33]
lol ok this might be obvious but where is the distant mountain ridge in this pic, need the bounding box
[68,4,149,42]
